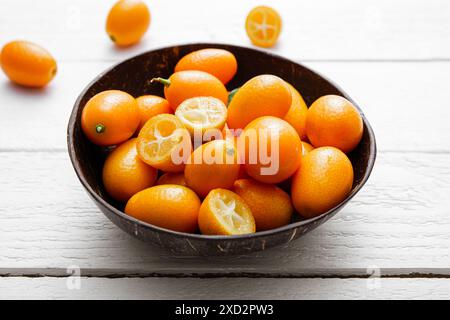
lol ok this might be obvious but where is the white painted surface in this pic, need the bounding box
[0,0,449,299]
[2,0,450,61]
[1,62,450,152]
[0,152,449,275]
[1,277,450,300]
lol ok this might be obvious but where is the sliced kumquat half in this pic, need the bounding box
[245,6,282,48]
[137,114,191,172]
[198,189,256,236]
[175,96,227,137]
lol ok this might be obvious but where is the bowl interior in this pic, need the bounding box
[68,43,376,239]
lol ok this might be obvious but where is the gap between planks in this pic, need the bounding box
[1,268,450,279]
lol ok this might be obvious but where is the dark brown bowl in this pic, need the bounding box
[67,43,376,256]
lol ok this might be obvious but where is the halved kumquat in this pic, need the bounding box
[175,96,227,137]
[245,6,282,48]
[198,189,256,236]
[137,114,191,172]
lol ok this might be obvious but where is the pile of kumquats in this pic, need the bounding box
[81,47,363,236]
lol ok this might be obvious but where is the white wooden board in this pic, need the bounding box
[1,0,449,299]
[1,277,450,300]
[1,62,449,151]
[1,0,449,61]
[0,151,448,276]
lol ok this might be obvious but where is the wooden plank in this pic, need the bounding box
[1,277,449,299]
[1,61,449,151]
[306,61,450,152]
[0,151,449,276]
[1,0,449,61]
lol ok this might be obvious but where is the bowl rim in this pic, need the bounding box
[67,42,377,242]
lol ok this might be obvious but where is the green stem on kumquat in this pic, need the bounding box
[95,124,105,134]
[151,77,171,87]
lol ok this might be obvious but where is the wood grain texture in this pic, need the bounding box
[1,0,449,61]
[0,151,448,275]
[1,277,450,299]
[1,61,449,151]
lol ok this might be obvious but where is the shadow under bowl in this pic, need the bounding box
[68,43,376,256]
